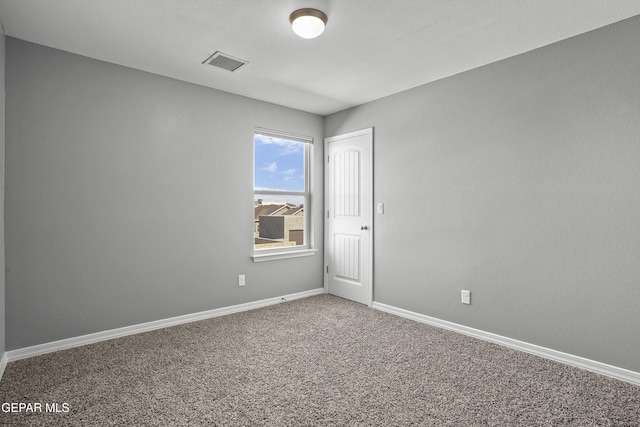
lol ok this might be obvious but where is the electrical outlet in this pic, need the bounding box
[461,290,471,305]
[238,274,245,287]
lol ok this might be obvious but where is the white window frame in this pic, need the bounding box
[252,127,317,262]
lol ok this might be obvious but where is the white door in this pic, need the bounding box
[325,128,373,305]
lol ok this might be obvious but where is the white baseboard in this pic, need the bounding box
[372,301,640,387]
[7,288,324,363]
[0,352,7,382]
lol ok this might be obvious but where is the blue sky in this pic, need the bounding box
[254,134,305,192]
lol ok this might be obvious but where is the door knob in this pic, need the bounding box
[361,225,368,230]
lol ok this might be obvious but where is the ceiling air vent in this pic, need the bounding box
[202,51,248,72]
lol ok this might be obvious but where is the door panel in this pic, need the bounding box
[334,149,361,217]
[325,128,372,305]
[334,234,361,281]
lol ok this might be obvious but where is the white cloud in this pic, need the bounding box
[263,162,278,173]
[282,168,298,182]
[255,135,303,156]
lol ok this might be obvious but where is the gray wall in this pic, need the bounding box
[0,23,5,358]
[326,16,640,372]
[5,38,324,350]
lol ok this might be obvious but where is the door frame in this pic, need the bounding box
[323,127,374,306]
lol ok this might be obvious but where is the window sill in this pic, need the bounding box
[252,248,318,263]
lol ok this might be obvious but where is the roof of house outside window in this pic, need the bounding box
[254,203,303,220]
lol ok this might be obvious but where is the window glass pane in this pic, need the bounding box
[254,195,305,250]
[254,134,305,192]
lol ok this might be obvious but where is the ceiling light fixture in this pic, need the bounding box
[289,8,328,39]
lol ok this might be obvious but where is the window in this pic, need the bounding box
[252,128,316,262]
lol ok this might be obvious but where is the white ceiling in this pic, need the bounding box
[1,1,639,116]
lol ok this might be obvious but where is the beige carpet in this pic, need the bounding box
[0,294,639,426]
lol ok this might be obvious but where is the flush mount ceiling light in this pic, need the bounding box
[289,8,328,39]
